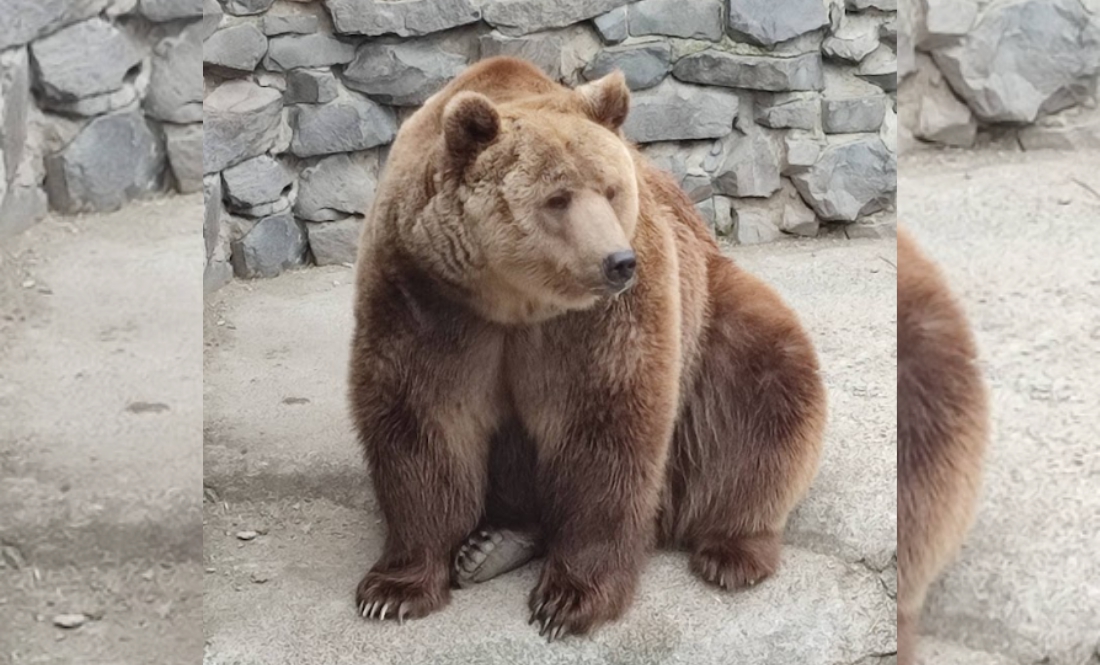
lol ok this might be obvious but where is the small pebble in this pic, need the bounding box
[236,530,259,541]
[52,613,87,629]
[250,571,271,584]
[21,279,35,289]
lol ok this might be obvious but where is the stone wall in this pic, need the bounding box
[0,0,202,239]
[202,0,899,291]
[898,0,1100,151]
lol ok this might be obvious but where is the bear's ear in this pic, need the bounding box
[442,92,500,163]
[576,71,630,131]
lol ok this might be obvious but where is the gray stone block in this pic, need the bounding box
[139,0,203,21]
[933,0,1100,123]
[847,0,895,8]
[295,153,378,222]
[483,0,630,36]
[592,6,627,44]
[306,219,362,266]
[822,96,886,133]
[732,199,784,245]
[146,23,203,123]
[204,174,223,261]
[203,23,269,73]
[479,26,601,85]
[289,91,397,158]
[285,69,340,104]
[727,0,829,47]
[627,0,723,41]
[164,123,202,194]
[856,45,897,92]
[41,83,141,117]
[706,130,782,198]
[264,14,321,36]
[790,136,895,221]
[910,62,976,148]
[232,193,294,218]
[623,79,739,143]
[822,13,880,63]
[230,211,307,279]
[222,154,294,209]
[223,0,276,16]
[695,195,733,236]
[755,92,820,130]
[325,0,481,37]
[781,131,822,174]
[582,41,671,91]
[203,79,284,174]
[203,0,224,39]
[822,69,887,134]
[264,33,357,72]
[916,0,977,51]
[0,0,108,51]
[674,50,825,92]
[44,111,166,213]
[1,47,31,184]
[343,41,467,106]
[681,169,714,202]
[30,18,142,102]
[649,142,713,190]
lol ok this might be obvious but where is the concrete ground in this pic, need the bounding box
[0,196,203,664]
[202,232,898,664]
[903,150,1100,665]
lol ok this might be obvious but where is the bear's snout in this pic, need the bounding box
[602,250,637,291]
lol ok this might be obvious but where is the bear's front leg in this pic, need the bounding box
[350,324,503,624]
[516,317,680,640]
[353,390,494,623]
[528,404,674,640]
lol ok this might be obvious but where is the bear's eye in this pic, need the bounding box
[545,192,572,210]
[606,186,618,201]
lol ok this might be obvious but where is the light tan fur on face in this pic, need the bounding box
[371,70,640,325]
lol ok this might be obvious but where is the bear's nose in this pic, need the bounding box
[602,250,637,289]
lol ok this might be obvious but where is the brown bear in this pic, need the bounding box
[897,227,989,664]
[348,56,826,639]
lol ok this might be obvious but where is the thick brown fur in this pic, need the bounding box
[897,227,989,664]
[348,56,826,637]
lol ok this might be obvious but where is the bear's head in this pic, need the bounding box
[410,72,641,325]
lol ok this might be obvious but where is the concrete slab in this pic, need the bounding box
[0,562,201,664]
[0,195,204,663]
[902,149,1100,665]
[203,497,895,665]
[0,196,203,567]
[202,233,898,663]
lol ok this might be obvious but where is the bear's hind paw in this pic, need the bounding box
[453,528,540,588]
[689,531,781,591]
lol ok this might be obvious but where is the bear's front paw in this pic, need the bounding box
[356,563,448,624]
[528,565,630,642]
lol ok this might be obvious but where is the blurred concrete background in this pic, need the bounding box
[902,148,1100,664]
[0,197,203,664]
